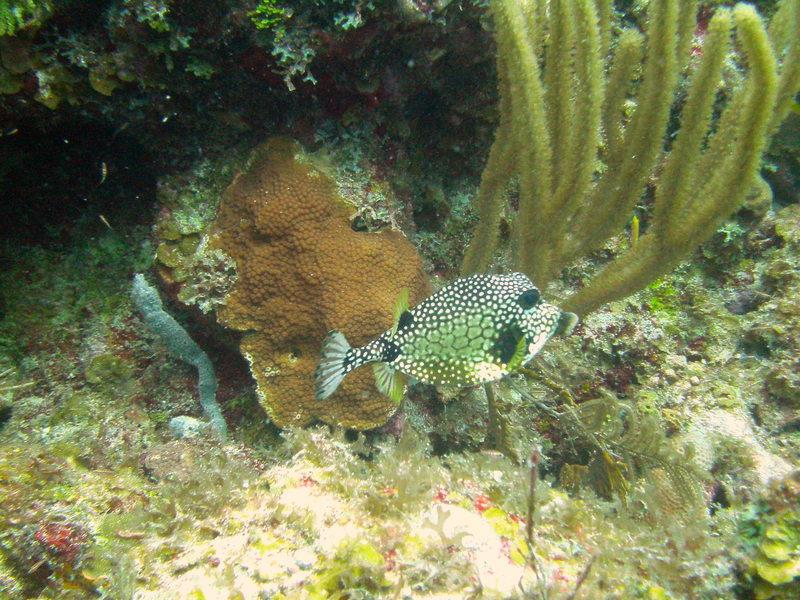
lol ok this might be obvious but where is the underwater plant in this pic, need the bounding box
[462,0,800,317]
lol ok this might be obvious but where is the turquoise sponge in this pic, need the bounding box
[131,274,227,440]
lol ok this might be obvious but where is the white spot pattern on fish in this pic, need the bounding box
[315,273,577,403]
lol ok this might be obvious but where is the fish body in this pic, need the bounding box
[315,273,577,402]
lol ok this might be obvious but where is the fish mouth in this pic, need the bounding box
[554,311,579,337]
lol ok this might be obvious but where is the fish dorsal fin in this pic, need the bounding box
[506,334,528,371]
[391,288,410,335]
[373,362,406,404]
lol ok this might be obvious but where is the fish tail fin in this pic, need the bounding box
[315,330,352,401]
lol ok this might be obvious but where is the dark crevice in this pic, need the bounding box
[0,404,12,431]
[0,116,157,246]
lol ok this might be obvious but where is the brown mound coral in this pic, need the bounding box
[211,138,430,429]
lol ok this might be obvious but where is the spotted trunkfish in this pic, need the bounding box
[314,273,578,403]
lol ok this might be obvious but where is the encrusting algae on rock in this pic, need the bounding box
[210,137,430,429]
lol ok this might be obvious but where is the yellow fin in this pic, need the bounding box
[391,288,409,335]
[373,362,406,404]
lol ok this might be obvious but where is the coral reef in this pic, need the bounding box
[0,1,798,598]
[151,152,248,313]
[210,137,430,429]
[0,0,497,182]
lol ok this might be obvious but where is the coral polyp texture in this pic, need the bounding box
[211,138,430,429]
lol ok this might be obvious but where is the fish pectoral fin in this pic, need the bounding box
[506,334,528,371]
[373,362,406,404]
[391,288,410,335]
[492,323,525,365]
[555,311,579,337]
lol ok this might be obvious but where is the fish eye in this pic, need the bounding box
[517,289,540,309]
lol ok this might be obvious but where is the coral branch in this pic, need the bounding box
[463,0,800,318]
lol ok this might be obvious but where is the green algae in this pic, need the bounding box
[738,487,800,599]
[85,354,134,390]
[305,539,390,599]
[0,227,152,363]
[755,512,800,585]
[644,278,682,318]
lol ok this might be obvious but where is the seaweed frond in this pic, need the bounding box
[521,366,704,511]
[0,0,50,36]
